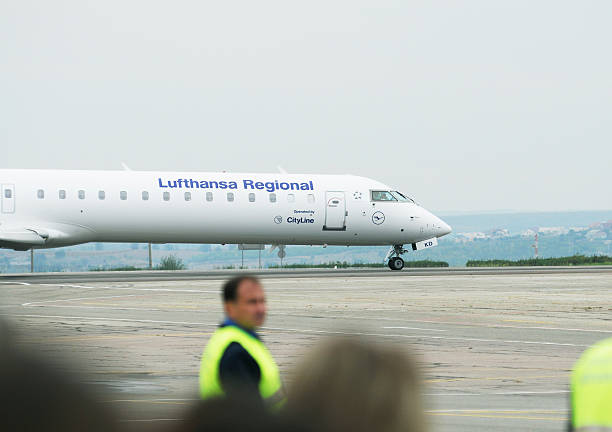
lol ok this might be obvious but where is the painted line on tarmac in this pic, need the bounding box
[28,331,212,343]
[392,322,612,334]
[383,326,446,332]
[426,412,566,421]
[1,313,219,327]
[5,281,218,294]
[39,283,219,294]
[427,409,568,413]
[425,374,566,384]
[426,390,570,396]
[2,313,590,347]
[21,304,167,312]
[18,299,612,335]
[272,311,612,334]
[22,294,138,307]
[265,325,590,347]
[271,310,612,334]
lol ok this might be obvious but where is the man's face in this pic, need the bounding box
[224,280,267,329]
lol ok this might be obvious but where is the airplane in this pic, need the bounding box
[0,169,451,270]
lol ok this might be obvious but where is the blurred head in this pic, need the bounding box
[287,337,426,432]
[223,276,267,329]
[0,321,120,432]
[173,394,306,432]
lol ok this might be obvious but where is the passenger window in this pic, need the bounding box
[287,193,295,203]
[184,191,191,201]
[206,191,213,202]
[269,193,276,203]
[142,191,149,201]
[307,194,315,203]
[4,189,12,199]
[120,191,128,200]
[59,190,66,199]
[248,193,255,202]
[227,192,234,202]
[98,191,105,200]
[37,189,45,199]
[371,190,397,202]
[163,191,170,201]
[78,190,85,200]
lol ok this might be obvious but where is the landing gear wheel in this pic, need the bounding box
[388,257,404,271]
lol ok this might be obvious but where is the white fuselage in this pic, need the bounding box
[0,169,451,250]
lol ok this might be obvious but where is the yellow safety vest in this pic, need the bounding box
[199,325,285,408]
[571,337,612,430]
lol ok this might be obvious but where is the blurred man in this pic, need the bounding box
[199,276,285,408]
[570,337,612,431]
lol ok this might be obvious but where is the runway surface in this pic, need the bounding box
[2,265,612,283]
[1,268,611,431]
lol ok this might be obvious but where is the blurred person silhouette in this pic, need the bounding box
[286,337,426,432]
[569,337,612,431]
[0,320,121,432]
[199,276,285,408]
[172,393,307,432]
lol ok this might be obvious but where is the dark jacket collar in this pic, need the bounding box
[220,317,260,340]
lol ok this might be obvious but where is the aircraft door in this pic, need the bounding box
[1,184,15,214]
[323,191,346,231]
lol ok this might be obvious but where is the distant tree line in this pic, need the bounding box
[269,260,449,269]
[466,255,612,267]
[90,254,186,271]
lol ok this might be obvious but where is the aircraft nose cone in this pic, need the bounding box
[433,217,452,237]
[439,221,452,237]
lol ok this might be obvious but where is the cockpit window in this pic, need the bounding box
[391,191,415,203]
[371,190,416,203]
[371,191,397,201]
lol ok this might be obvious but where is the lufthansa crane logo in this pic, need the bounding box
[274,215,283,224]
[372,211,385,225]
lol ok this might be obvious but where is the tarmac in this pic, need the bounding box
[1,267,611,431]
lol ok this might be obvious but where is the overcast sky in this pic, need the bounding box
[1,1,610,213]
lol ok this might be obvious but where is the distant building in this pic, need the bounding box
[538,227,569,235]
[586,230,607,240]
[521,228,537,238]
[569,227,589,233]
[487,228,510,238]
[455,232,487,242]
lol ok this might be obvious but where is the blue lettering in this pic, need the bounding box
[157,177,315,191]
[287,217,315,224]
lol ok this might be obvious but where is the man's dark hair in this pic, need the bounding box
[223,275,261,303]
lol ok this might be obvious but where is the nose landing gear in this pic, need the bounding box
[388,256,404,270]
[386,244,408,271]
